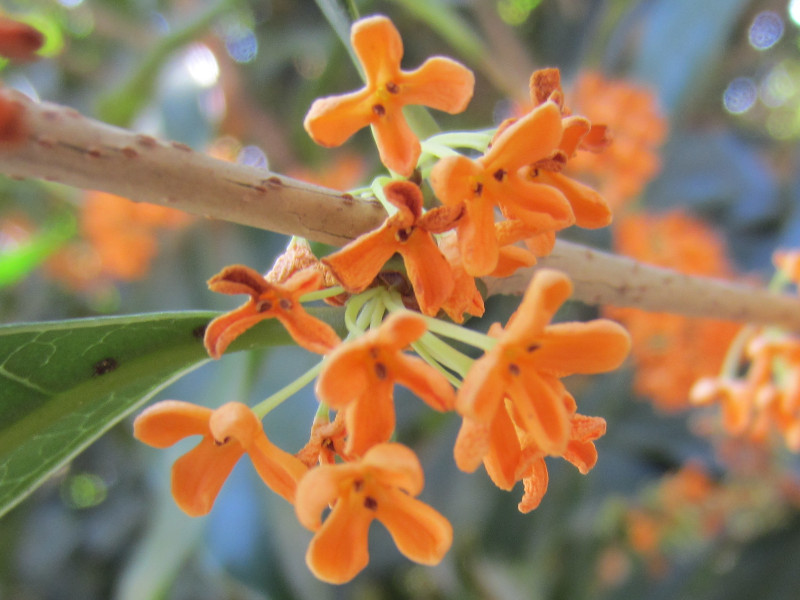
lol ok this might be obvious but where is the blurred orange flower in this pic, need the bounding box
[605,211,740,411]
[565,72,667,209]
[0,16,44,62]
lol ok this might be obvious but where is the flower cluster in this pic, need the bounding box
[689,250,800,451]
[134,14,631,584]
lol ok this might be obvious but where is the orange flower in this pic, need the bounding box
[455,269,629,457]
[323,180,460,316]
[430,101,574,276]
[565,71,667,209]
[0,17,44,62]
[315,311,455,456]
[295,443,452,584]
[134,401,307,516]
[295,411,349,468]
[204,265,341,358]
[304,15,474,176]
[454,389,606,512]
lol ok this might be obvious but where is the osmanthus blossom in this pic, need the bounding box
[304,15,475,176]
[455,269,630,458]
[315,311,456,456]
[133,401,307,516]
[429,101,575,277]
[295,443,452,584]
[323,180,461,316]
[203,265,341,359]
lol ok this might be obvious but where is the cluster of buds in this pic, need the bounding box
[134,14,631,584]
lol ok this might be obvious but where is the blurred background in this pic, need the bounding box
[3,0,800,598]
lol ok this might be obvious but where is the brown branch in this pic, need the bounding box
[2,88,800,330]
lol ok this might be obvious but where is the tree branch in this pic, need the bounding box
[2,88,799,330]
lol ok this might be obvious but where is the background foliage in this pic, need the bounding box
[2,0,800,598]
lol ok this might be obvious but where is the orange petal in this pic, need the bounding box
[304,491,373,584]
[491,245,537,278]
[171,436,244,517]
[392,353,456,411]
[456,352,506,421]
[207,264,269,296]
[458,197,500,277]
[362,443,425,495]
[508,371,570,454]
[400,234,455,315]
[274,304,341,354]
[343,382,397,456]
[248,434,308,503]
[483,102,563,173]
[375,487,453,565]
[203,301,266,359]
[379,311,429,348]
[133,400,212,448]
[536,171,612,229]
[558,116,591,157]
[303,89,374,148]
[498,177,574,232]
[295,463,360,530]
[323,223,399,293]
[400,56,475,113]
[503,269,573,347]
[518,457,549,513]
[315,346,371,410]
[429,154,482,208]
[564,440,599,474]
[453,417,490,473]
[351,15,403,85]
[208,402,261,446]
[533,320,631,376]
[483,406,523,490]
[371,110,421,176]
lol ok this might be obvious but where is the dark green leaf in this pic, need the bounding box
[0,307,344,518]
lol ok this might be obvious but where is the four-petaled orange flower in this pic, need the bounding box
[295,443,452,584]
[315,311,455,456]
[204,265,341,359]
[134,401,307,516]
[430,101,575,276]
[304,14,475,176]
[455,269,630,459]
[324,180,460,316]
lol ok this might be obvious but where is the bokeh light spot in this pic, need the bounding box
[790,0,800,27]
[61,473,107,509]
[760,62,797,107]
[225,27,258,64]
[723,77,758,114]
[184,44,219,88]
[237,145,269,170]
[749,11,784,49]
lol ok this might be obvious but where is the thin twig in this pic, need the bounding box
[2,89,800,330]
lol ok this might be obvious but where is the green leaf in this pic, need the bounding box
[0,307,344,518]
